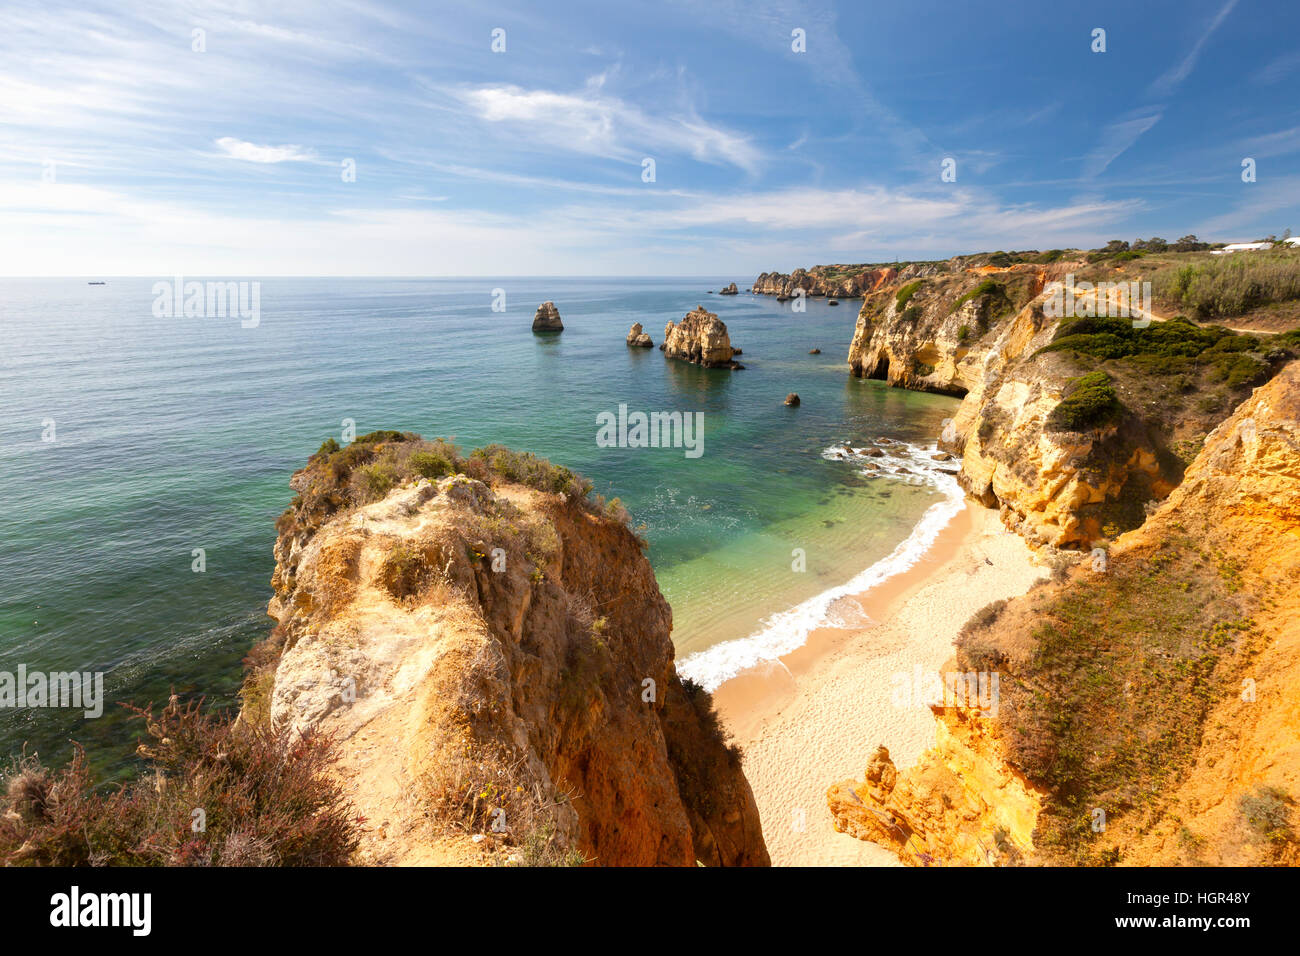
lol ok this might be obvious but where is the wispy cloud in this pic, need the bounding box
[1082,109,1163,179]
[446,81,762,174]
[1148,0,1239,98]
[215,138,315,164]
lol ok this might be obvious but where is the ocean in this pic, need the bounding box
[0,277,960,773]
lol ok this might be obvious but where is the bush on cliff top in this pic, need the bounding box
[281,433,607,543]
[1039,315,1274,391]
[0,696,359,866]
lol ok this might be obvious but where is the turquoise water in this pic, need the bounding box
[0,277,958,770]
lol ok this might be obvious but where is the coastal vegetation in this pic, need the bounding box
[1151,248,1300,318]
[0,696,358,866]
[1046,371,1122,432]
[958,529,1262,864]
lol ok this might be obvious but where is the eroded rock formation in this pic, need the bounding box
[661,305,742,369]
[247,438,769,867]
[718,282,739,295]
[532,301,563,333]
[831,363,1300,866]
[626,322,653,348]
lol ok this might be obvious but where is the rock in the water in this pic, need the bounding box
[828,299,839,306]
[662,305,742,369]
[532,301,563,333]
[784,393,800,407]
[809,348,821,354]
[626,322,653,348]
[931,452,954,462]
[719,282,739,295]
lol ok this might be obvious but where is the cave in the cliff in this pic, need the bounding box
[868,355,890,381]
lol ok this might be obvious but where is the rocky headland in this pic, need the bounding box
[244,434,769,866]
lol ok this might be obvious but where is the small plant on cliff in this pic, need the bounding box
[1046,371,1123,432]
[1239,785,1295,846]
[950,278,1003,314]
[0,696,359,866]
[895,281,924,310]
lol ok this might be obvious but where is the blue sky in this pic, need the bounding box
[3,0,1298,275]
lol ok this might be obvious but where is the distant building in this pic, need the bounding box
[1285,237,1300,247]
[1210,241,1274,255]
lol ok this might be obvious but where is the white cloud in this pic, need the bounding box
[449,82,762,174]
[215,137,315,164]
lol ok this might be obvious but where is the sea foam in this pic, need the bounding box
[677,441,965,691]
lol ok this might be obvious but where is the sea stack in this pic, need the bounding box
[661,305,743,369]
[719,282,739,295]
[626,322,653,348]
[532,301,563,333]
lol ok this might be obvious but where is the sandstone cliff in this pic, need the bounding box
[846,259,1287,549]
[831,363,1300,866]
[244,434,769,866]
[661,306,742,369]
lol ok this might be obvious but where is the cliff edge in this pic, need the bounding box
[244,434,769,866]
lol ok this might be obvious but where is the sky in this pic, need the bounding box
[2,0,1299,275]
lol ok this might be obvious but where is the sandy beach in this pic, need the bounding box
[713,500,1047,866]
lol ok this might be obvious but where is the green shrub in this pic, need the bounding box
[895,281,924,310]
[410,450,454,480]
[1038,315,1273,391]
[360,462,398,499]
[951,278,1003,314]
[355,430,412,445]
[317,438,340,456]
[1047,371,1123,432]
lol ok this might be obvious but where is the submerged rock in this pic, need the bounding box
[532,301,564,333]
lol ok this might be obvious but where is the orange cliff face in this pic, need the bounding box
[829,362,1300,866]
[244,437,769,867]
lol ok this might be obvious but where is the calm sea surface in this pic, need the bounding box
[0,277,958,772]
